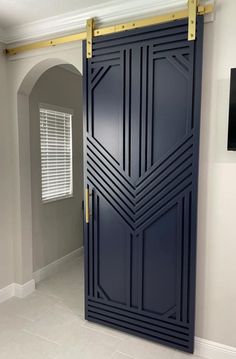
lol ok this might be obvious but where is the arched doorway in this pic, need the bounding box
[16,58,83,296]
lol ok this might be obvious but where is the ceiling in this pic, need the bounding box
[0,0,187,30]
[0,0,200,45]
[0,0,108,29]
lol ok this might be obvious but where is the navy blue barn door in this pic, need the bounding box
[83,17,203,353]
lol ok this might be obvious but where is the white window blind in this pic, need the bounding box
[39,106,73,202]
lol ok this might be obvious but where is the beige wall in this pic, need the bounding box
[7,46,83,285]
[0,0,235,349]
[29,66,83,271]
[0,45,15,288]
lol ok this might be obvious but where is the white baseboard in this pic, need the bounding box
[0,279,35,304]
[0,248,83,303]
[0,283,15,303]
[195,337,236,359]
[33,247,84,283]
[14,279,36,298]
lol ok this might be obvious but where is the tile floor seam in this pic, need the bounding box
[22,328,61,346]
[22,315,81,344]
[80,322,127,340]
[113,351,136,358]
[17,314,36,322]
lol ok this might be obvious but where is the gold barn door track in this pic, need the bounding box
[4,1,213,58]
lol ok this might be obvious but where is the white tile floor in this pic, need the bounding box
[0,256,204,359]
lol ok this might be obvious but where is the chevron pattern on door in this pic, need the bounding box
[83,18,204,353]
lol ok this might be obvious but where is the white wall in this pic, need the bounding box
[0,44,15,288]
[195,0,236,347]
[0,0,235,349]
[29,65,83,271]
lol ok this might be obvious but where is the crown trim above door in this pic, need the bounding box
[3,0,214,45]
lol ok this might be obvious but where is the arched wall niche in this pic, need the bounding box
[15,54,83,288]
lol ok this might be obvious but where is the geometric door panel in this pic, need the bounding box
[96,195,128,305]
[152,57,189,163]
[84,17,204,353]
[92,65,123,165]
[142,204,179,316]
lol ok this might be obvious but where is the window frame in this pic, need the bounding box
[39,103,74,204]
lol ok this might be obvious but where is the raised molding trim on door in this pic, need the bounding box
[195,337,236,359]
[33,247,84,283]
[2,0,214,44]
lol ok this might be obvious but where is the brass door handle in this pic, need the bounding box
[85,188,90,224]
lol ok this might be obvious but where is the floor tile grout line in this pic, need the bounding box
[23,328,61,346]
[81,322,127,340]
[113,350,137,358]
[16,314,36,322]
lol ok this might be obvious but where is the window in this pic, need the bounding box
[39,105,73,202]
